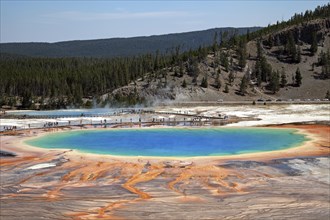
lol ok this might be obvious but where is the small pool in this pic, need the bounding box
[26,128,307,157]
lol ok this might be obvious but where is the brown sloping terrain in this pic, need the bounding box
[109,18,330,103]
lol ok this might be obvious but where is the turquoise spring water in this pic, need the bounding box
[25,128,307,157]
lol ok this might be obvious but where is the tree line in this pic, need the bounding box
[0,54,173,108]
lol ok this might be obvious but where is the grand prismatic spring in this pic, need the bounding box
[26,128,307,157]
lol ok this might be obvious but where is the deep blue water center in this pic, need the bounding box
[26,128,307,157]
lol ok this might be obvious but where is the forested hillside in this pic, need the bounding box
[0,4,329,109]
[109,4,330,104]
[0,27,259,58]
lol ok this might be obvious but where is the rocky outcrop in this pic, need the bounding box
[265,18,330,45]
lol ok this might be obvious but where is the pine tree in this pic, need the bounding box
[259,56,272,82]
[192,75,198,85]
[174,68,179,77]
[228,71,235,85]
[224,84,229,93]
[219,31,224,47]
[295,67,302,86]
[188,58,200,78]
[267,35,274,48]
[286,32,297,62]
[320,49,330,79]
[257,73,262,87]
[318,50,327,66]
[268,71,280,94]
[22,91,32,109]
[182,79,187,88]
[252,62,262,86]
[296,45,301,63]
[238,38,247,69]
[246,29,250,41]
[239,75,248,96]
[179,63,184,77]
[200,76,208,88]
[310,31,318,55]
[257,40,263,59]
[280,68,287,88]
[214,73,221,90]
[322,64,330,79]
[326,90,330,99]
[213,31,218,55]
[220,52,229,72]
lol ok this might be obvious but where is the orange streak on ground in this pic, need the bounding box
[19,169,56,185]
[45,162,122,200]
[121,167,163,199]
[66,200,130,219]
[45,185,66,200]
[97,200,131,218]
[65,165,164,219]
[0,156,37,166]
[168,165,234,196]
[98,167,164,218]
[61,161,122,182]
[65,212,91,220]
[168,172,192,195]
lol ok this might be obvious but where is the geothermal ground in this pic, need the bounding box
[0,104,329,220]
